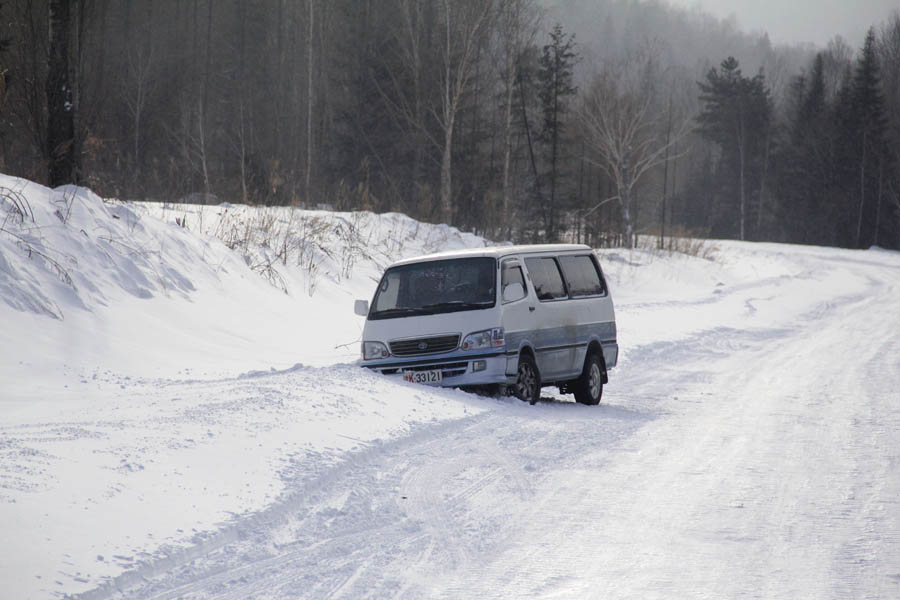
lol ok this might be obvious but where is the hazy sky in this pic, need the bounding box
[665,0,898,47]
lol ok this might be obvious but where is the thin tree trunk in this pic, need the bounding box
[856,130,867,248]
[441,115,455,223]
[198,98,210,196]
[71,0,84,183]
[577,137,585,244]
[275,0,284,160]
[47,0,75,186]
[306,0,315,203]
[548,64,561,242]
[404,0,424,201]
[670,141,678,233]
[201,0,213,122]
[739,131,746,241]
[239,98,247,204]
[133,80,142,176]
[501,54,516,238]
[659,92,673,249]
[440,1,453,224]
[622,184,634,249]
[757,126,771,235]
[874,154,883,247]
[518,78,539,185]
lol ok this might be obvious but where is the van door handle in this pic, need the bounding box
[528,306,535,312]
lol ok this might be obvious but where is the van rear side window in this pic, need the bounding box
[525,257,567,301]
[558,255,607,297]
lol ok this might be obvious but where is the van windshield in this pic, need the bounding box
[369,257,496,319]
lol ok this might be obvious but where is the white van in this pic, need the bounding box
[354,244,617,405]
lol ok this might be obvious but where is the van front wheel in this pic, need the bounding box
[573,352,604,405]
[514,354,541,406]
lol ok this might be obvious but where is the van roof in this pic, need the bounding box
[388,243,593,268]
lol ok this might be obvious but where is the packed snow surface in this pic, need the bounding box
[1,174,899,599]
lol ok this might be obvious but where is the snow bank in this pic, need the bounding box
[0,177,202,318]
[0,175,490,395]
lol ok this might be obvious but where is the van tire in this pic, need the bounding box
[573,352,604,405]
[514,353,541,406]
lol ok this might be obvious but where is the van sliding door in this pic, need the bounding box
[523,257,578,380]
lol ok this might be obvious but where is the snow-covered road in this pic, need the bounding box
[66,245,900,599]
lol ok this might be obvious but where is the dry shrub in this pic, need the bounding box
[638,227,719,260]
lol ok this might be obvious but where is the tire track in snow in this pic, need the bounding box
[77,398,650,599]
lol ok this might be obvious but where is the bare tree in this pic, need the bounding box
[5,0,48,174]
[366,0,434,211]
[436,0,495,224]
[305,0,315,203]
[821,36,854,102]
[121,37,156,189]
[580,51,691,247]
[396,0,427,194]
[496,0,540,237]
[47,0,75,186]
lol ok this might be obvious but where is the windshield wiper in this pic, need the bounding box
[420,301,492,312]
[372,307,430,318]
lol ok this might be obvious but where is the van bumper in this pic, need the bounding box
[360,351,513,387]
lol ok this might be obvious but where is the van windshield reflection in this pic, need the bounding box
[370,257,496,319]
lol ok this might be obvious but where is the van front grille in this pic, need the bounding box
[389,334,460,357]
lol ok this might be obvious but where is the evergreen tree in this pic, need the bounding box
[697,57,772,240]
[511,43,544,242]
[848,28,889,248]
[877,14,900,250]
[829,29,890,248]
[778,53,835,245]
[537,23,577,242]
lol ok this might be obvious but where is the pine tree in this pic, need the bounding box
[829,28,890,248]
[848,28,889,248]
[877,14,900,250]
[779,53,834,245]
[697,57,772,240]
[537,23,577,242]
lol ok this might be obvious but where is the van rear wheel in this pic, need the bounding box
[573,352,604,405]
[514,354,541,405]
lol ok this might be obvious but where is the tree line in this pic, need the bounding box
[0,0,898,250]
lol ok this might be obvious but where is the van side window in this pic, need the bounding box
[524,257,567,301]
[559,255,607,297]
[501,263,527,302]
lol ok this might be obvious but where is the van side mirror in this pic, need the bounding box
[354,299,369,316]
[502,282,526,303]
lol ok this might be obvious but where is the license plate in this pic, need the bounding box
[403,369,443,385]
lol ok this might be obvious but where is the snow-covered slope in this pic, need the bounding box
[2,175,899,599]
[0,174,487,393]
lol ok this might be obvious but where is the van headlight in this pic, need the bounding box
[362,341,390,360]
[461,328,504,351]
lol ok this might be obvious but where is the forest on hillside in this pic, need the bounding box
[1,0,898,249]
